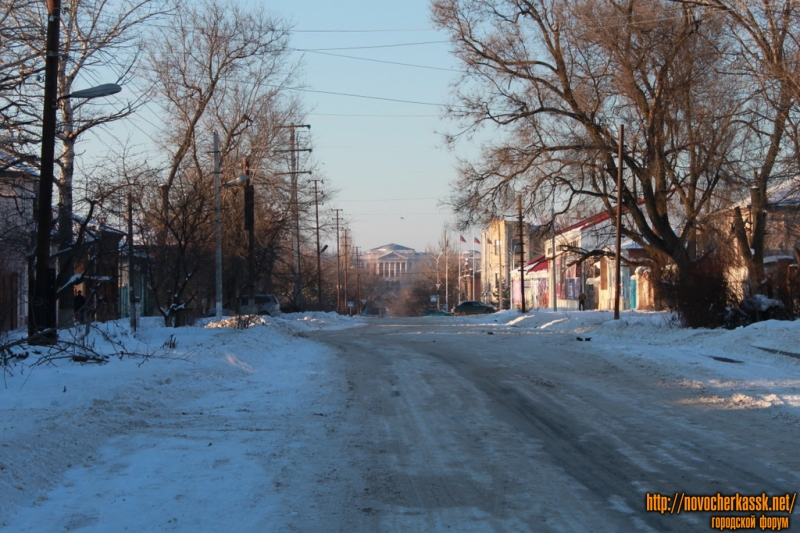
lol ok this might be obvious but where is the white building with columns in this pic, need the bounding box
[360,243,424,280]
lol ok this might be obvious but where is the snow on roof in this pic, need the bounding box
[622,239,643,250]
[556,199,647,236]
[766,176,800,207]
[0,150,38,178]
[763,255,795,264]
[731,176,800,210]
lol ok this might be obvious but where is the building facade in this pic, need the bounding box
[360,243,425,280]
[480,220,546,309]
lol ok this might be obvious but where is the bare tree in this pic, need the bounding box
[5,0,170,324]
[432,0,756,289]
[144,0,296,210]
[0,0,45,169]
[672,0,800,290]
[140,0,300,325]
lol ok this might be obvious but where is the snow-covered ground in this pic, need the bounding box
[2,310,800,531]
[0,313,364,531]
[429,308,800,415]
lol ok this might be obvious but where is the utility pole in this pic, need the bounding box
[127,193,138,331]
[499,227,504,311]
[342,229,349,313]
[444,229,449,311]
[471,237,475,300]
[213,133,222,320]
[614,124,624,320]
[551,190,557,312]
[29,0,62,343]
[243,158,255,314]
[518,196,526,313]
[290,128,302,308]
[333,209,342,313]
[281,124,311,309]
[355,246,362,315]
[311,179,323,308]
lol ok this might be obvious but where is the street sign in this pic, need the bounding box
[347,301,354,308]
[430,295,438,303]
[361,299,367,305]
[435,283,442,290]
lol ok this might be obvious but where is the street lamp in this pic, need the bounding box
[28,0,122,344]
[65,84,121,100]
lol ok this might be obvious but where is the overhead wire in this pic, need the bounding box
[293,40,449,51]
[298,49,462,73]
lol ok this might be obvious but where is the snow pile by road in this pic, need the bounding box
[276,311,366,331]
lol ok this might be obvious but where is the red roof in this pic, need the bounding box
[524,255,549,272]
[557,199,646,236]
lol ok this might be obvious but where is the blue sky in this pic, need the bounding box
[82,0,482,252]
[273,0,471,252]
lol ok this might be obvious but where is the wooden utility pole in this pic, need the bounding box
[342,229,349,313]
[551,190,557,312]
[290,128,302,308]
[498,224,504,311]
[243,158,255,314]
[518,196,526,313]
[29,0,62,343]
[213,133,222,320]
[355,246,362,315]
[127,192,138,331]
[614,124,624,320]
[443,228,449,311]
[312,179,323,307]
[333,209,342,313]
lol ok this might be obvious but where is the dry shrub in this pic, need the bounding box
[657,251,735,329]
[759,260,800,319]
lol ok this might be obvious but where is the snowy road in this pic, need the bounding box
[311,318,800,532]
[3,312,800,532]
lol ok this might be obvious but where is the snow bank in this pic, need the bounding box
[276,311,366,331]
[0,313,363,531]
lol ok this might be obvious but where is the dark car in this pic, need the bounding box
[453,300,496,315]
[422,308,453,317]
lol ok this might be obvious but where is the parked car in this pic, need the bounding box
[241,294,281,317]
[453,300,496,315]
[422,308,453,317]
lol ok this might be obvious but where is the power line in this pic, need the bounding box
[309,112,439,117]
[293,40,449,52]
[292,87,446,107]
[350,212,450,216]
[291,27,439,34]
[300,49,462,73]
[340,196,442,202]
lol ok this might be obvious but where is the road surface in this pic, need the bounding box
[309,318,800,532]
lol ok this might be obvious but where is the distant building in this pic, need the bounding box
[480,220,547,309]
[361,243,425,280]
[459,249,482,302]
